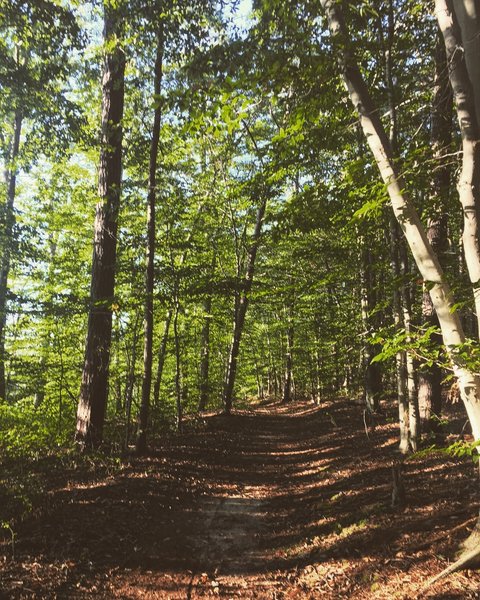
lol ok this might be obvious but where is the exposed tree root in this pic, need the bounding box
[419,545,480,595]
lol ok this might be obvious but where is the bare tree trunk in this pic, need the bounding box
[136,25,164,455]
[173,295,183,432]
[360,244,381,412]
[389,218,410,453]
[198,250,215,411]
[0,110,22,402]
[437,0,480,335]
[381,1,413,450]
[76,3,125,449]
[114,322,123,413]
[315,347,322,404]
[198,295,212,411]
[265,321,277,398]
[252,346,264,400]
[152,309,172,407]
[452,0,480,124]
[282,304,294,403]
[223,191,268,414]
[418,32,452,436]
[124,312,141,450]
[399,243,420,451]
[320,0,480,442]
[152,203,207,412]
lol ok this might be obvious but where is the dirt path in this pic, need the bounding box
[2,400,480,599]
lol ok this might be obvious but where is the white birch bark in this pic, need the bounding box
[452,0,480,124]
[437,0,480,335]
[320,0,480,442]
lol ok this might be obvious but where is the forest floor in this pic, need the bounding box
[2,398,480,599]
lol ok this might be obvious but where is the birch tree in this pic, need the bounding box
[436,0,480,336]
[319,0,480,440]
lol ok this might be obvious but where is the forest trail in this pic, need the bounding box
[2,399,480,599]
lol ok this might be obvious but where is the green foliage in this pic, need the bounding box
[409,439,480,465]
[0,0,477,457]
[370,325,443,367]
[0,396,75,459]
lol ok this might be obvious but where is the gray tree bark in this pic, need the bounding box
[452,0,480,125]
[360,244,382,413]
[281,303,294,404]
[320,0,480,445]
[198,294,212,411]
[418,32,452,436]
[152,309,172,408]
[136,24,164,454]
[437,0,480,335]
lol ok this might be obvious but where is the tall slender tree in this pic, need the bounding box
[319,0,480,437]
[136,21,164,454]
[0,110,21,402]
[222,181,269,414]
[76,0,126,449]
[418,32,452,435]
[436,0,480,335]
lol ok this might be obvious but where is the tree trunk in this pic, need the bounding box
[136,25,164,455]
[114,322,123,413]
[253,347,264,400]
[399,243,420,451]
[452,0,480,125]
[0,110,22,402]
[282,305,294,403]
[381,1,414,450]
[315,346,322,404]
[223,191,268,414]
[199,251,215,412]
[265,321,277,398]
[437,0,480,336]
[76,3,125,450]
[198,295,212,411]
[418,32,452,436]
[320,0,480,442]
[360,244,381,412]
[123,312,141,451]
[173,296,183,432]
[389,217,410,453]
[152,309,172,408]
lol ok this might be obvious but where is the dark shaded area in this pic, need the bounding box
[1,399,480,598]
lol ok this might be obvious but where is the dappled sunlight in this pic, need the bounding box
[2,400,480,598]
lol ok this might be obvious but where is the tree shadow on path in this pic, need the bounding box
[1,399,479,598]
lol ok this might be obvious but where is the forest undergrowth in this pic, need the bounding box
[1,398,480,599]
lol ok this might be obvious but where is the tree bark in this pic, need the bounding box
[399,243,420,450]
[452,0,480,125]
[281,304,294,403]
[76,3,125,450]
[389,218,410,453]
[173,293,183,432]
[222,191,268,414]
[123,312,141,450]
[418,32,452,435]
[198,294,212,411]
[436,0,480,336]
[381,1,416,450]
[152,309,172,408]
[0,110,22,402]
[320,0,480,445]
[360,244,382,413]
[136,25,164,455]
